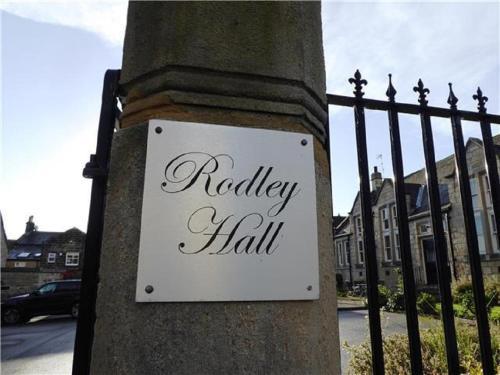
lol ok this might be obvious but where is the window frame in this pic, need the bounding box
[357,240,365,264]
[65,252,80,267]
[394,232,401,261]
[384,234,392,261]
[47,252,56,264]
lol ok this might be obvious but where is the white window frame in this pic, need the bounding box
[392,205,398,228]
[47,252,56,263]
[384,234,392,261]
[336,243,343,266]
[482,174,499,253]
[65,252,80,266]
[343,240,350,265]
[356,216,362,236]
[381,207,390,230]
[470,176,488,255]
[358,240,364,264]
[394,232,401,261]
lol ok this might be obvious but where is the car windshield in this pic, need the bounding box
[38,283,56,295]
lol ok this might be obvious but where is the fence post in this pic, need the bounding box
[386,74,423,374]
[414,79,459,375]
[449,83,494,375]
[349,70,385,375]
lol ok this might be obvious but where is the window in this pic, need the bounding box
[470,176,487,254]
[344,241,350,265]
[47,253,56,263]
[384,234,392,261]
[483,175,491,206]
[474,212,487,255]
[470,177,480,208]
[490,213,500,253]
[381,208,390,230]
[392,205,398,228]
[38,283,56,295]
[394,232,401,261]
[419,222,432,235]
[336,243,343,266]
[65,252,80,266]
[358,240,364,264]
[356,216,362,236]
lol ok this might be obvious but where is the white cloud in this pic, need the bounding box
[0,0,128,46]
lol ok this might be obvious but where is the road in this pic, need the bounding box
[1,316,76,375]
[1,311,428,374]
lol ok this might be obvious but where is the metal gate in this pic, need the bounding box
[329,70,499,375]
[73,69,499,375]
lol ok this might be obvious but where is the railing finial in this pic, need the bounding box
[413,79,430,106]
[473,87,488,113]
[348,69,368,99]
[386,73,397,102]
[447,83,458,110]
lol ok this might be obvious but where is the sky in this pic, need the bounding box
[1,1,499,238]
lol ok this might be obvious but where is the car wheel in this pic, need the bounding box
[71,302,79,319]
[3,308,22,324]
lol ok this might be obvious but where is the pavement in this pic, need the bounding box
[1,311,435,374]
[337,296,366,310]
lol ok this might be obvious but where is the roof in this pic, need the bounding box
[410,184,450,215]
[15,231,60,246]
[7,247,42,261]
[8,227,85,261]
[332,215,346,228]
[465,136,500,156]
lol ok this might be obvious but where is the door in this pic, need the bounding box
[422,238,438,285]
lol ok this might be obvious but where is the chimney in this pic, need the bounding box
[371,166,383,191]
[25,215,36,233]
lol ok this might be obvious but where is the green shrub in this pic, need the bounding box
[378,284,390,307]
[345,322,500,374]
[453,303,475,320]
[484,277,500,307]
[491,306,500,325]
[452,278,475,314]
[450,277,500,319]
[385,289,405,312]
[417,292,438,315]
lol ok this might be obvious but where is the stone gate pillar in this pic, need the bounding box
[90,2,340,374]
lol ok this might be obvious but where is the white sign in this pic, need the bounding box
[136,120,319,302]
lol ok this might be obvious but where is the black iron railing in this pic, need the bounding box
[328,71,499,375]
[72,69,121,375]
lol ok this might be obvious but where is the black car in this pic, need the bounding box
[2,279,81,324]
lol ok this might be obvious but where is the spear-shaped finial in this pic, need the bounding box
[386,73,397,102]
[348,69,368,99]
[472,87,488,113]
[413,79,430,106]
[447,83,458,110]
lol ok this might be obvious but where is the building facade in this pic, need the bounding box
[334,136,500,290]
[1,216,86,298]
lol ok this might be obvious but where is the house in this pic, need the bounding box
[334,135,500,290]
[1,212,8,268]
[2,216,86,298]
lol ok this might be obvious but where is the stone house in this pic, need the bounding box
[334,135,500,290]
[2,216,86,298]
[1,212,8,268]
